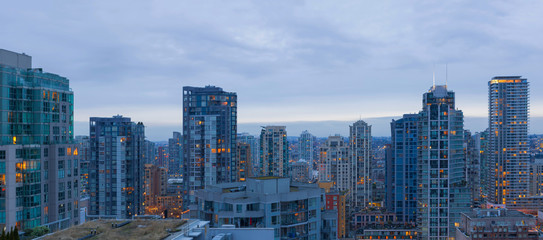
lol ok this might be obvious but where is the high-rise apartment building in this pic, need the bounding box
[350,120,372,209]
[144,164,167,213]
[259,126,288,177]
[417,85,470,239]
[318,136,354,202]
[143,140,156,165]
[236,142,252,181]
[75,136,90,198]
[474,129,489,200]
[238,133,259,179]
[529,156,543,196]
[388,114,419,224]
[168,132,182,178]
[157,146,168,168]
[182,86,237,205]
[0,49,80,230]
[290,159,310,183]
[487,76,530,206]
[299,130,315,161]
[88,116,145,219]
[465,130,481,205]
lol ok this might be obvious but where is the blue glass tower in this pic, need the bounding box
[388,114,419,225]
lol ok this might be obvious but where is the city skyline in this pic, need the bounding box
[1,1,542,140]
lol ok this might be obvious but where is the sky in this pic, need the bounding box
[1,1,542,140]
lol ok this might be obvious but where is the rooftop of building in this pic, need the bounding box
[492,76,523,80]
[428,85,449,96]
[464,208,534,219]
[251,176,283,180]
[0,49,31,69]
[42,219,187,240]
[361,224,417,231]
[322,210,338,219]
[197,177,323,201]
[534,157,543,165]
[183,85,237,95]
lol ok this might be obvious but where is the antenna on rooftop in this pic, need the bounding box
[432,64,436,87]
[446,63,448,87]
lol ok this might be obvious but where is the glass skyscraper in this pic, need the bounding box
[417,85,470,239]
[487,76,529,206]
[0,49,80,230]
[389,114,419,224]
[182,86,237,206]
[299,130,315,161]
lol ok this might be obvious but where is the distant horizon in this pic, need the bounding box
[74,115,543,141]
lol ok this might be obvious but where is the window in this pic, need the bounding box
[236,204,243,213]
[271,203,278,212]
[0,151,5,160]
[58,148,65,157]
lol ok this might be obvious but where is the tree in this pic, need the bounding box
[12,227,18,240]
[5,227,11,240]
[30,226,49,238]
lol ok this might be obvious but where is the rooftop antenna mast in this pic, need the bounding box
[433,64,436,88]
[446,64,448,87]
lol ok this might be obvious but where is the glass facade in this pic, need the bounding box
[389,114,418,224]
[417,85,470,239]
[0,66,73,145]
[0,51,79,231]
[299,130,315,162]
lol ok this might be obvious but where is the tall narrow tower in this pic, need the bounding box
[259,126,288,177]
[182,86,237,206]
[319,135,353,201]
[487,76,529,205]
[350,120,372,209]
[389,114,419,224]
[417,85,470,239]
[299,130,315,161]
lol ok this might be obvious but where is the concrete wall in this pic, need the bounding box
[203,228,274,240]
[0,49,31,69]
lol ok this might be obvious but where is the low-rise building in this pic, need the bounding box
[321,210,338,240]
[456,208,539,240]
[355,225,417,239]
[195,177,323,240]
[352,210,397,230]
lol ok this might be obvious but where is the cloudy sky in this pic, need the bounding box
[1,1,542,140]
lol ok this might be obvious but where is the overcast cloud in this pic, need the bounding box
[1,1,542,140]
